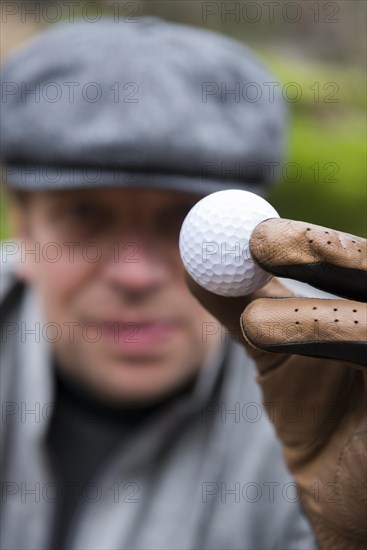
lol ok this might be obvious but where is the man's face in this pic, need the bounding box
[15,188,222,404]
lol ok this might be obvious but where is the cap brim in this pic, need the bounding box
[3,164,266,197]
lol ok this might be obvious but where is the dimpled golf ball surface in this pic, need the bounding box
[179,190,279,297]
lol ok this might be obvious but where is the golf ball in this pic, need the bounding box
[179,189,279,297]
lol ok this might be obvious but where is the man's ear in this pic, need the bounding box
[8,196,36,283]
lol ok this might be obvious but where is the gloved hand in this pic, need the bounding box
[186,218,366,549]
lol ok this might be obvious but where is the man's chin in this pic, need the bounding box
[75,352,199,406]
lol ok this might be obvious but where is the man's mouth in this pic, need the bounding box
[96,319,183,354]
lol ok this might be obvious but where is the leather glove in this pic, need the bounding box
[186,218,366,549]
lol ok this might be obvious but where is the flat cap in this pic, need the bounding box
[1,17,286,194]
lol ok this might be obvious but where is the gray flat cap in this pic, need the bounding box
[1,17,286,194]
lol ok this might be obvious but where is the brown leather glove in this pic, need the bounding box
[186,218,367,549]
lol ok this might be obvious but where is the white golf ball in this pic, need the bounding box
[179,189,279,297]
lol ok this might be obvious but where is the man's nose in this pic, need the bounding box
[102,239,171,295]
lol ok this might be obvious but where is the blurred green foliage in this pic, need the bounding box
[262,54,366,236]
[1,187,10,239]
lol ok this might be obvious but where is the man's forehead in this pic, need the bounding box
[33,187,203,207]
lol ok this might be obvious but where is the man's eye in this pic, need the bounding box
[160,205,192,232]
[69,203,102,220]
[63,203,112,236]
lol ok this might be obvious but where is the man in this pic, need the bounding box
[1,18,365,550]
